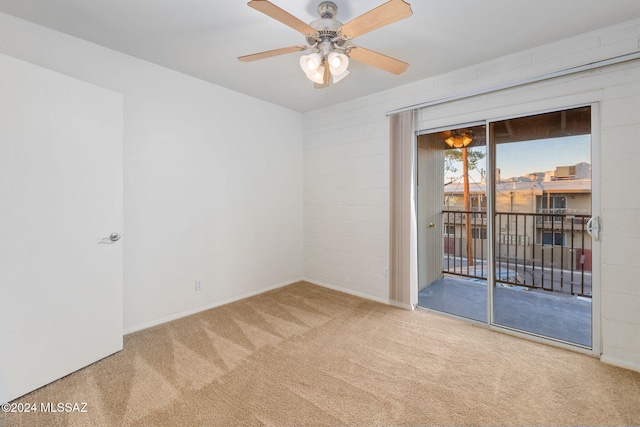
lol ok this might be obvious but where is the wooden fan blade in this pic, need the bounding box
[339,0,412,39]
[238,45,308,62]
[314,64,330,89]
[348,46,409,74]
[248,0,318,36]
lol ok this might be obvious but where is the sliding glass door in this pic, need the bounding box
[490,106,593,347]
[418,106,595,349]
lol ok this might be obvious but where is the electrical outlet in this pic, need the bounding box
[383,267,389,278]
[195,279,203,291]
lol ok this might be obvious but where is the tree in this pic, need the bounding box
[445,149,485,175]
[445,148,486,270]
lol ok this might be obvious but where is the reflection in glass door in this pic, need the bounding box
[490,106,593,347]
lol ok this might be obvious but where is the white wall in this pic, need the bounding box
[303,99,391,302]
[303,19,640,370]
[0,13,304,333]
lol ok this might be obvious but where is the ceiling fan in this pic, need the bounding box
[238,0,413,88]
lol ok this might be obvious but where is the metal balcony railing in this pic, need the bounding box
[442,210,592,297]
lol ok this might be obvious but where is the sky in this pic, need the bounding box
[496,135,591,179]
[445,135,591,183]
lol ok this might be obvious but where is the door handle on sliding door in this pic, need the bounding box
[586,217,599,240]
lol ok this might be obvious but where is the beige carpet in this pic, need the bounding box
[2,281,639,426]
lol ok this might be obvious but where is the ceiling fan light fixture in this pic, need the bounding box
[299,53,322,74]
[445,133,473,148]
[306,65,326,84]
[327,51,349,75]
[331,68,350,83]
[241,0,413,89]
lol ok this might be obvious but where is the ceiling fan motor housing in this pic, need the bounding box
[307,2,345,49]
[317,2,337,19]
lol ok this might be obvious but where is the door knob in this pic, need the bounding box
[429,223,436,228]
[98,232,121,244]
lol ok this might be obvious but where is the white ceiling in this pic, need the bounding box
[0,0,639,112]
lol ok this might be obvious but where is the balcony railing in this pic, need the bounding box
[442,210,592,297]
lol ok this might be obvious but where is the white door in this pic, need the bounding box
[0,53,123,403]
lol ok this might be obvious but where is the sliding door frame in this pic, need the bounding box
[415,101,601,357]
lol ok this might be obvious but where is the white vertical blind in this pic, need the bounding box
[389,110,415,307]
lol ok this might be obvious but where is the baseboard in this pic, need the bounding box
[123,277,304,335]
[600,354,640,373]
[389,301,415,310]
[302,278,390,305]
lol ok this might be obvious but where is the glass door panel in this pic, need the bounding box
[417,124,487,322]
[490,106,593,347]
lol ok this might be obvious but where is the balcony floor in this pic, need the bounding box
[418,275,592,347]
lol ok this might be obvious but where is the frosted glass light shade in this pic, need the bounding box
[306,65,325,84]
[331,69,350,83]
[299,53,322,74]
[327,52,349,75]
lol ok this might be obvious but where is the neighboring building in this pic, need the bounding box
[443,162,592,272]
